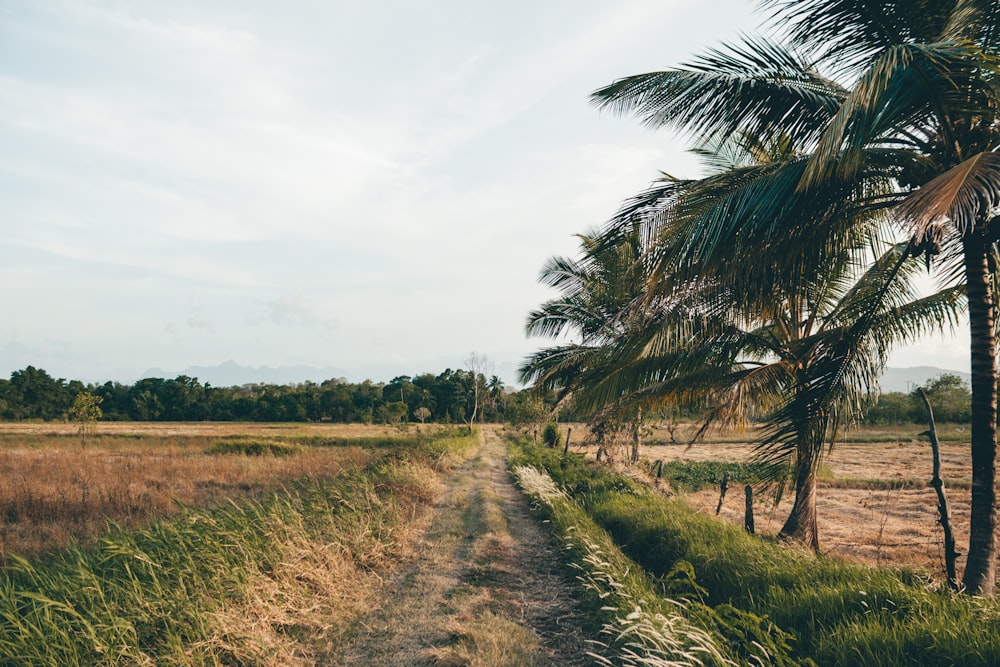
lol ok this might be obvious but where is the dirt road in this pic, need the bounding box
[333,429,590,665]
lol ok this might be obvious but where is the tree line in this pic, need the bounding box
[0,365,567,425]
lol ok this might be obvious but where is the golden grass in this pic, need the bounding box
[0,423,403,558]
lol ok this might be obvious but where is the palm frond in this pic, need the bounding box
[803,41,994,187]
[764,0,961,71]
[896,151,1000,236]
[591,36,846,147]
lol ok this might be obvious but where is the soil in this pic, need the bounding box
[331,429,590,666]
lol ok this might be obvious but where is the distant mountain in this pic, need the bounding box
[138,360,347,387]
[880,366,971,393]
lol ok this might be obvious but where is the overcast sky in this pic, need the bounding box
[0,0,970,386]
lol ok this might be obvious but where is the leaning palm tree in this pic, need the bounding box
[547,236,961,551]
[592,0,1000,594]
[523,160,963,549]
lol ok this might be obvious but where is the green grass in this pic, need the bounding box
[206,438,302,456]
[508,439,800,667]
[508,436,1000,667]
[650,459,768,491]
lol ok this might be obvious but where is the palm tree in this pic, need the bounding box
[531,234,960,550]
[521,225,657,461]
[592,0,1000,594]
[523,161,963,549]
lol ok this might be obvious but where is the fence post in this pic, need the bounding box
[716,471,731,515]
[743,485,755,534]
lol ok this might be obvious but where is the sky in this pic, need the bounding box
[0,0,971,386]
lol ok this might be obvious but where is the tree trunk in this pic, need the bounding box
[779,444,820,553]
[918,388,959,589]
[962,231,997,596]
[630,408,642,463]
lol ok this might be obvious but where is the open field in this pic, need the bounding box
[0,426,597,665]
[555,422,980,578]
[0,422,447,558]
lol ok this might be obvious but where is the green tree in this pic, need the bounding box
[6,366,73,420]
[376,401,408,424]
[68,392,103,447]
[504,391,548,430]
[863,391,920,425]
[916,373,972,423]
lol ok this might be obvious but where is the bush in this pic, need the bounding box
[542,423,562,449]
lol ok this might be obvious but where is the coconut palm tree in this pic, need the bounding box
[530,234,960,550]
[592,0,1000,594]
[523,163,963,549]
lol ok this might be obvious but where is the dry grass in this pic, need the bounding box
[0,422,410,558]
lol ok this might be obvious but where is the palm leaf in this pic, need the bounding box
[896,150,1000,236]
[591,36,846,147]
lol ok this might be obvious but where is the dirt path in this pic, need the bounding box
[333,429,590,666]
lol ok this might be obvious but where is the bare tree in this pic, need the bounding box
[464,352,493,425]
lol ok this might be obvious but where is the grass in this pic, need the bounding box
[0,439,369,558]
[649,459,768,492]
[508,440,798,667]
[0,426,459,558]
[509,435,1000,666]
[206,438,302,456]
[0,427,478,664]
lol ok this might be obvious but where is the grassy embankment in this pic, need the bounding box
[509,435,1000,667]
[0,427,476,665]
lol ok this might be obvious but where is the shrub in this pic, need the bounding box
[541,423,562,449]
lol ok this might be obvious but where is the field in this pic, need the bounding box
[1,420,998,664]
[564,421,977,578]
[0,421,438,558]
[0,422,489,664]
[0,419,977,575]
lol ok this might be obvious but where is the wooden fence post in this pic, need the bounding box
[716,471,731,515]
[744,485,755,534]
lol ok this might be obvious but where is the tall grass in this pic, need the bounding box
[0,428,476,664]
[0,429,459,557]
[511,465,738,667]
[509,436,1000,666]
[509,448,800,667]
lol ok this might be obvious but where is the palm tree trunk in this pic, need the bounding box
[962,230,997,596]
[779,443,820,553]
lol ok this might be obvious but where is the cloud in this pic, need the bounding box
[261,293,338,330]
